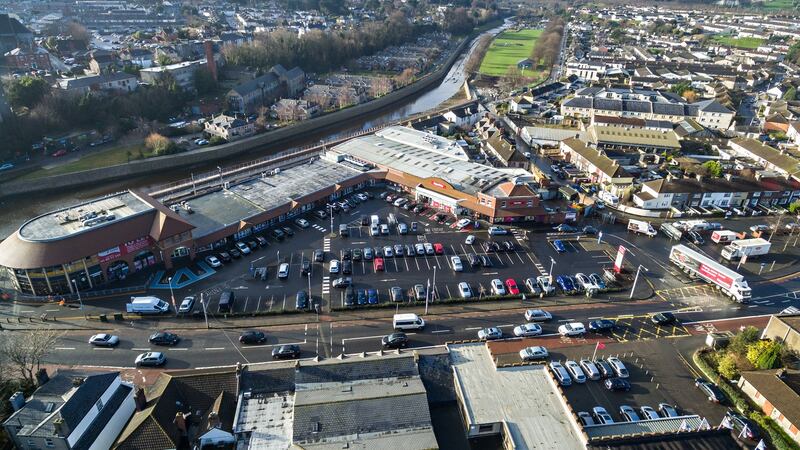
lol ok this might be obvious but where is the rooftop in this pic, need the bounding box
[182,158,362,238]
[18,191,154,242]
[449,343,584,450]
[588,124,681,149]
[740,369,800,429]
[584,415,704,440]
[376,126,470,161]
[233,391,293,450]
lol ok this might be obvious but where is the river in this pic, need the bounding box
[0,20,510,237]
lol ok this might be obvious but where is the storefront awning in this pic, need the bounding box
[416,186,462,207]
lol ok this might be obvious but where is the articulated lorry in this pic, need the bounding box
[669,245,751,303]
[720,238,771,261]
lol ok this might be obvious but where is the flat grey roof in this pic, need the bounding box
[234,391,294,450]
[183,158,362,238]
[449,343,584,450]
[332,126,529,196]
[18,191,153,242]
[294,377,427,406]
[583,415,703,440]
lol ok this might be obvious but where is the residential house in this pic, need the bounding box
[55,73,138,95]
[0,13,33,54]
[509,95,534,114]
[4,46,52,71]
[559,138,634,195]
[728,137,800,182]
[586,123,682,153]
[632,175,800,210]
[226,72,281,114]
[738,369,800,445]
[272,98,319,121]
[3,370,135,450]
[140,59,207,91]
[118,48,154,69]
[88,50,119,74]
[761,314,800,354]
[442,101,484,128]
[0,85,11,122]
[788,121,800,146]
[483,133,529,169]
[204,114,255,141]
[270,64,306,98]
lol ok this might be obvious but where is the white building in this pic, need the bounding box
[140,59,206,91]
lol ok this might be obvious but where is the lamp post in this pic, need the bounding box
[549,257,556,284]
[167,276,177,317]
[217,166,224,187]
[70,279,83,310]
[630,264,649,300]
[200,293,209,329]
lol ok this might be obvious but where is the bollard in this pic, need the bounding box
[656,383,660,390]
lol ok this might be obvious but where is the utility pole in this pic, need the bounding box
[71,279,83,310]
[200,292,209,329]
[630,265,649,300]
[549,257,556,284]
[167,276,177,317]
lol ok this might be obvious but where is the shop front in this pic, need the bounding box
[416,185,468,217]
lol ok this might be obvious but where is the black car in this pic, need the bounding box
[502,241,515,251]
[344,286,355,307]
[695,378,726,403]
[246,240,259,251]
[314,249,325,262]
[382,332,409,349]
[282,227,294,237]
[271,229,285,241]
[342,260,352,275]
[479,255,493,267]
[352,248,363,261]
[360,215,369,226]
[271,344,301,360]
[229,247,242,258]
[301,260,311,276]
[582,226,598,235]
[604,377,631,392]
[356,289,367,305]
[725,410,759,440]
[218,251,232,263]
[688,230,705,245]
[589,319,616,333]
[240,330,267,345]
[149,332,180,346]
[651,312,677,326]
[296,290,309,309]
[255,236,269,247]
[595,360,614,378]
[342,249,352,260]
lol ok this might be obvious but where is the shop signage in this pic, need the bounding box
[432,180,447,189]
[98,236,154,263]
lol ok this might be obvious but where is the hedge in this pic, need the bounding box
[750,411,800,450]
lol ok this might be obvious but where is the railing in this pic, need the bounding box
[10,284,148,304]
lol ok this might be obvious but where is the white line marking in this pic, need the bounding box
[205,347,225,350]
[55,347,75,350]
[431,329,451,334]
[132,348,151,351]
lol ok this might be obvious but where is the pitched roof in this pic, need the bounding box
[72,383,132,450]
[60,372,118,429]
[695,98,734,114]
[0,14,31,35]
[730,137,800,178]
[229,72,280,96]
[295,355,417,384]
[741,369,800,428]
[561,138,631,179]
[498,181,537,197]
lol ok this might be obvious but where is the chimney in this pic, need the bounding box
[9,392,25,411]
[695,173,704,182]
[174,412,187,434]
[134,388,147,411]
[53,418,70,437]
[208,411,220,430]
[776,368,787,379]
[204,40,217,82]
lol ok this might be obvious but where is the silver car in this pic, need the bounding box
[478,327,503,341]
[519,346,548,361]
[579,359,601,380]
[565,360,586,383]
[513,323,543,337]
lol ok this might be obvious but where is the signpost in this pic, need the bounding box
[613,246,626,274]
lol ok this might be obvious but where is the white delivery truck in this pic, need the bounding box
[720,238,771,261]
[628,219,657,237]
[711,230,741,244]
[669,245,751,303]
[126,296,170,314]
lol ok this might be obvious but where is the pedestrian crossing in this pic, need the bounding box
[321,276,330,295]
[511,228,527,244]
[312,224,327,233]
[323,237,331,252]
[533,262,548,276]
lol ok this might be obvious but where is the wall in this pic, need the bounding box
[0,35,475,199]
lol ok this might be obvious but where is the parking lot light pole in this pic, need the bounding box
[549,257,556,284]
[630,265,649,300]
[167,276,177,317]
[70,279,83,310]
[200,293,209,329]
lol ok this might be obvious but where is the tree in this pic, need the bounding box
[718,353,739,379]
[784,87,797,101]
[5,76,49,109]
[702,160,723,177]
[1,329,64,385]
[729,326,760,355]
[395,68,416,87]
[255,106,270,130]
[208,135,227,145]
[66,21,91,46]
[144,133,178,156]
[788,200,800,214]
[157,54,174,67]
[747,340,784,370]
[193,69,217,96]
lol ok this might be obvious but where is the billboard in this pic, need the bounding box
[613,245,625,273]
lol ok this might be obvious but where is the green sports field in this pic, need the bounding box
[479,28,543,77]
[712,35,765,49]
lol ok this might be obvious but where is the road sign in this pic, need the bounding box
[613,245,626,273]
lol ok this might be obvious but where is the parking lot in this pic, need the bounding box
[187,191,630,317]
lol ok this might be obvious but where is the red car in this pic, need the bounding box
[51,149,68,157]
[505,278,520,295]
[373,257,384,271]
[433,243,444,255]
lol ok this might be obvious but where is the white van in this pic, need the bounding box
[393,313,425,331]
[126,296,170,314]
[370,214,380,226]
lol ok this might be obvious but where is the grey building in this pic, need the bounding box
[0,14,33,54]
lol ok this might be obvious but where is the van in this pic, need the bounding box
[370,214,380,226]
[126,296,170,314]
[218,290,235,313]
[393,313,425,331]
[339,224,349,237]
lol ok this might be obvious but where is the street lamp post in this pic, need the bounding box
[630,265,649,300]
[200,293,209,329]
[329,203,334,235]
[549,257,556,284]
[167,276,177,317]
[768,211,785,242]
[71,279,83,310]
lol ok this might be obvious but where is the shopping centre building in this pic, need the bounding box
[0,126,568,295]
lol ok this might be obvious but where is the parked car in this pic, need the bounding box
[550,362,572,386]
[553,240,566,253]
[205,255,222,268]
[314,249,325,262]
[604,377,631,392]
[695,378,726,403]
[236,241,251,254]
[178,296,195,313]
[491,278,506,295]
[579,359,601,380]
[519,346,549,361]
[332,277,352,288]
[330,259,340,274]
[607,357,629,378]
[414,284,426,301]
[478,327,503,341]
[451,256,463,272]
[592,407,614,425]
[218,251,232,263]
[651,312,677,325]
[240,330,267,344]
[553,224,576,233]
[272,344,301,360]
[639,406,660,420]
[558,322,586,337]
[565,360,587,383]
[295,290,309,309]
[595,360,614,378]
[390,286,404,302]
[89,333,119,347]
[513,323,543,337]
[465,235,476,245]
[458,282,473,298]
[278,263,289,279]
[658,403,679,418]
[620,405,641,422]
[556,275,576,293]
[488,226,508,236]
[589,273,607,290]
[367,289,379,304]
[589,319,615,333]
[577,411,595,426]
[524,278,542,295]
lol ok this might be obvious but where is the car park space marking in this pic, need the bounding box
[169,348,188,351]
[55,347,75,350]
[132,348,151,351]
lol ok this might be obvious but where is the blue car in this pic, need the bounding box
[556,275,576,293]
[553,240,566,253]
[356,289,367,305]
[367,289,379,304]
[589,273,607,290]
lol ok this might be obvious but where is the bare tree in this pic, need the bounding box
[255,106,270,130]
[369,77,393,98]
[1,329,65,385]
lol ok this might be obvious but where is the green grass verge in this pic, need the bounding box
[479,28,543,77]
[760,0,797,10]
[712,35,765,49]
[20,144,147,180]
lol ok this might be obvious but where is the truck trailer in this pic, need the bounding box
[628,219,657,237]
[669,245,751,303]
[660,223,684,241]
[720,238,771,261]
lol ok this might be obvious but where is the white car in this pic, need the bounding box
[329,259,340,274]
[415,243,426,255]
[295,218,310,228]
[383,246,394,257]
[537,276,555,295]
[451,256,463,272]
[524,309,552,322]
[236,241,251,254]
[558,322,586,337]
[89,333,119,347]
[205,255,222,268]
[488,226,508,236]
[575,273,596,291]
[465,234,476,245]
[579,359,601,380]
[178,296,195,313]
[607,357,629,378]
[370,224,380,236]
[490,278,506,295]
[135,351,166,367]
[565,360,587,383]
[519,346,548,361]
[478,327,503,340]
[356,193,368,201]
[278,263,289,279]
[513,323,542,337]
[458,282,472,298]
[456,218,472,229]
[380,224,390,235]
[393,197,407,207]
[424,243,434,255]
